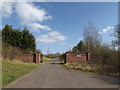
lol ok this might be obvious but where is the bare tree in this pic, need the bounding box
[83,22,101,52]
[83,22,102,62]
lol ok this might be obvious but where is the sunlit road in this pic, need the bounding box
[6,58,118,88]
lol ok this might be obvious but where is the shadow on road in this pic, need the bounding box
[90,75,119,86]
[49,62,64,65]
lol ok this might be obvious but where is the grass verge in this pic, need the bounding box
[63,62,119,78]
[2,60,40,87]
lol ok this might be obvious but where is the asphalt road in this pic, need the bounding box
[6,58,118,88]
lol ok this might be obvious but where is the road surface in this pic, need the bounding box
[6,58,118,88]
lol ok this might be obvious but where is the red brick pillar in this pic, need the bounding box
[86,53,90,61]
[66,52,70,64]
[36,52,40,64]
[88,53,90,61]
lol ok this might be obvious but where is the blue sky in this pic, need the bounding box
[2,2,118,54]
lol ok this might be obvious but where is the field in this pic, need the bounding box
[2,60,39,87]
[42,56,54,63]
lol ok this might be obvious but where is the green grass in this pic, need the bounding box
[2,60,40,87]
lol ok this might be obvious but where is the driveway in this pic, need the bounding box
[6,58,118,88]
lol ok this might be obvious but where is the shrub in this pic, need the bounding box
[2,42,22,61]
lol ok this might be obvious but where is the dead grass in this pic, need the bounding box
[64,62,119,78]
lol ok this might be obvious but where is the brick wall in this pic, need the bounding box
[65,52,90,63]
[17,52,41,64]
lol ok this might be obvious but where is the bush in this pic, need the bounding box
[2,42,22,61]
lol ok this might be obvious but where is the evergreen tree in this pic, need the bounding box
[2,24,36,53]
[72,40,84,53]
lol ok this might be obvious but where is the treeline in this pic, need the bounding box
[70,22,119,76]
[46,53,62,58]
[2,24,36,60]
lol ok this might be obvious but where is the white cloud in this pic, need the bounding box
[99,26,114,34]
[36,31,66,43]
[15,2,52,25]
[27,23,52,32]
[2,2,52,32]
[2,2,14,17]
